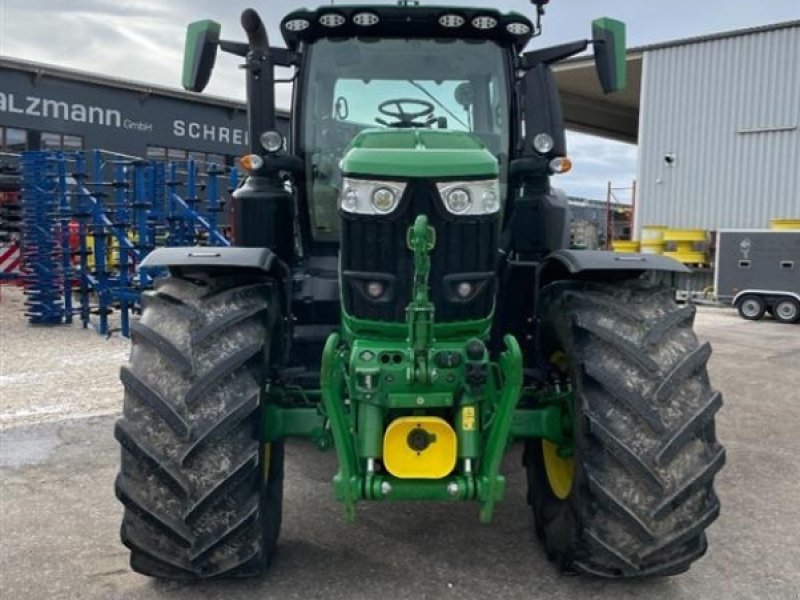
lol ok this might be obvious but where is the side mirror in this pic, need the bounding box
[182,20,221,92]
[592,18,627,94]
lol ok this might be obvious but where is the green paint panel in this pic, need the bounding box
[510,405,567,443]
[342,129,498,179]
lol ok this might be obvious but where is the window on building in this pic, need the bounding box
[144,146,234,172]
[188,151,206,171]
[1,127,29,152]
[167,148,187,161]
[41,132,62,151]
[207,154,226,170]
[40,131,84,151]
[147,146,167,161]
[62,135,83,151]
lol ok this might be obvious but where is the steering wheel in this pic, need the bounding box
[376,98,436,128]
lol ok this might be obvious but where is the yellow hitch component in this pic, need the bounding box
[542,439,574,500]
[383,416,457,479]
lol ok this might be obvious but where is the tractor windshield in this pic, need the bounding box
[300,37,511,242]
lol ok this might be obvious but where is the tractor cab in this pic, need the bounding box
[284,8,525,331]
[281,5,531,244]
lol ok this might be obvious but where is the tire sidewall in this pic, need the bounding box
[257,282,286,565]
[261,439,285,560]
[737,295,766,320]
[773,297,800,324]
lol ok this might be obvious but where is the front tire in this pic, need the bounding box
[526,279,725,578]
[115,275,284,579]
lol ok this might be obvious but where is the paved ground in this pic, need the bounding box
[1,288,799,599]
[0,287,128,430]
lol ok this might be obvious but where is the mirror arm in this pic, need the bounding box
[219,40,249,57]
[220,41,300,67]
[219,40,300,67]
[269,47,302,68]
[520,40,588,70]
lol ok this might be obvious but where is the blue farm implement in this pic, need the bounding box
[17,149,236,335]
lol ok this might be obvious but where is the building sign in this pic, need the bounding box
[172,119,249,145]
[0,65,257,156]
[0,92,126,128]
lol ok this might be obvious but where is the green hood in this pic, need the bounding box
[341,129,498,180]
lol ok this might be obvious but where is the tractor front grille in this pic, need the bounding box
[340,180,499,322]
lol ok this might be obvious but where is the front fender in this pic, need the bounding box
[139,246,277,273]
[539,249,689,286]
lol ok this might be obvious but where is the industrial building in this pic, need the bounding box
[560,20,800,233]
[637,22,799,231]
[0,56,289,167]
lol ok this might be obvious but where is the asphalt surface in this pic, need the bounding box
[1,307,799,600]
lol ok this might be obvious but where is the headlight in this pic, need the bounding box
[506,21,532,36]
[260,131,283,153]
[340,178,407,215]
[446,188,472,214]
[284,18,310,32]
[437,180,501,216]
[533,133,554,154]
[371,187,397,213]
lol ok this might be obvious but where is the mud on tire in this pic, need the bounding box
[115,275,284,579]
[525,279,725,578]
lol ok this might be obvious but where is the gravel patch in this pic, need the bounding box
[0,285,129,430]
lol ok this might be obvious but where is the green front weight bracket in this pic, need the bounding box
[321,332,360,522]
[477,334,523,523]
[366,475,476,501]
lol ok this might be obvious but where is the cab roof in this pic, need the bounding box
[280,4,534,52]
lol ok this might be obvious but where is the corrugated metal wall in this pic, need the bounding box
[635,24,800,234]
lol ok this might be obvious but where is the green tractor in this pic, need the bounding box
[115,1,725,580]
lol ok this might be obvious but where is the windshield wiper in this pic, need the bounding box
[408,80,469,130]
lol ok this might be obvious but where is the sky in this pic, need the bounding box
[1,0,798,200]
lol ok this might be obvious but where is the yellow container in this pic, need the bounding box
[640,225,668,255]
[611,240,640,253]
[770,218,800,231]
[662,229,708,264]
[640,242,665,255]
[664,250,708,264]
[662,229,708,243]
[641,225,669,242]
